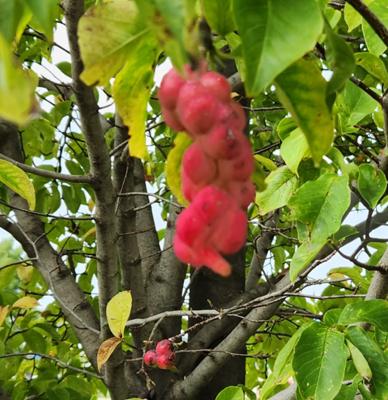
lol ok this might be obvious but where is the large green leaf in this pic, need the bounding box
[280,128,309,175]
[355,52,388,86]
[333,376,362,400]
[25,0,58,41]
[336,81,378,132]
[290,240,326,281]
[293,323,347,400]
[344,0,373,31]
[260,324,311,399]
[324,22,355,99]
[0,0,31,43]
[232,0,323,96]
[288,174,350,243]
[339,300,388,331]
[256,166,298,215]
[78,0,149,86]
[362,0,388,57]
[0,36,38,125]
[201,0,235,36]
[347,326,388,399]
[0,160,35,210]
[112,40,157,159]
[165,132,192,206]
[357,164,387,208]
[275,58,334,164]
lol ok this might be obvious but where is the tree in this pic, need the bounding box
[0,0,387,399]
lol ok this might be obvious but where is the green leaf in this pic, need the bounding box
[275,58,334,164]
[344,0,373,31]
[293,323,347,400]
[328,267,369,291]
[25,0,58,41]
[232,0,323,96]
[260,324,311,399]
[339,300,388,331]
[0,0,31,43]
[357,164,387,208]
[346,340,372,380]
[333,376,362,400]
[0,36,38,125]
[290,239,326,281]
[23,328,47,353]
[78,0,149,86]
[112,41,157,159]
[165,132,192,205]
[254,154,277,171]
[289,174,350,243]
[146,0,198,70]
[355,52,388,86]
[106,291,132,338]
[347,326,388,399]
[336,81,379,132]
[0,160,36,210]
[324,22,355,98]
[280,128,309,175]
[362,0,388,57]
[215,386,244,400]
[201,0,235,36]
[256,166,298,215]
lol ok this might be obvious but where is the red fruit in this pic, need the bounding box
[177,82,219,135]
[159,69,185,110]
[218,139,254,182]
[227,181,256,209]
[156,339,173,355]
[200,124,245,160]
[182,169,202,202]
[174,235,201,266]
[212,207,247,254]
[143,350,157,366]
[191,186,232,224]
[216,101,246,132]
[156,351,175,370]
[182,143,217,185]
[201,71,231,102]
[198,247,231,277]
[162,108,185,132]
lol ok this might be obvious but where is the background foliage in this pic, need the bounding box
[0,0,387,399]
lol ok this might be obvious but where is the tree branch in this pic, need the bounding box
[0,153,92,183]
[345,0,388,46]
[64,0,119,340]
[366,247,388,300]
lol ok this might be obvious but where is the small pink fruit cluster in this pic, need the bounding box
[159,64,255,277]
[143,339,175,370]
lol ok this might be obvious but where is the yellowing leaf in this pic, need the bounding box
[165,132,192,206]
[78,0,149,86]
[0,305,9,326]
[97,336,122,371]
[254,154,277,171]
[0,35,38,125]
[16,264,34,283]
[82,227,96,240]
[106,291,132,338]
[112,41,157,160]
[0,159,36,210]
[12,296,38,309]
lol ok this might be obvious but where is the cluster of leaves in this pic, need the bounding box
[0,0,387,399]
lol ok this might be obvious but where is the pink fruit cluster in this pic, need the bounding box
[143,339,175,370]
[159,64,255,277]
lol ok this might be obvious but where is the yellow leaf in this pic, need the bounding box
[12,296,38,309]
[165,132,192,206]
[16,264,34,283]
[0,306,10,326]
[82,227,96,240]
[112,41,157,160]
[106,291,132,338]
[0,35,38,125]
[97,336,122,371]
[78,0,149,86]
[0,160,36,210]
